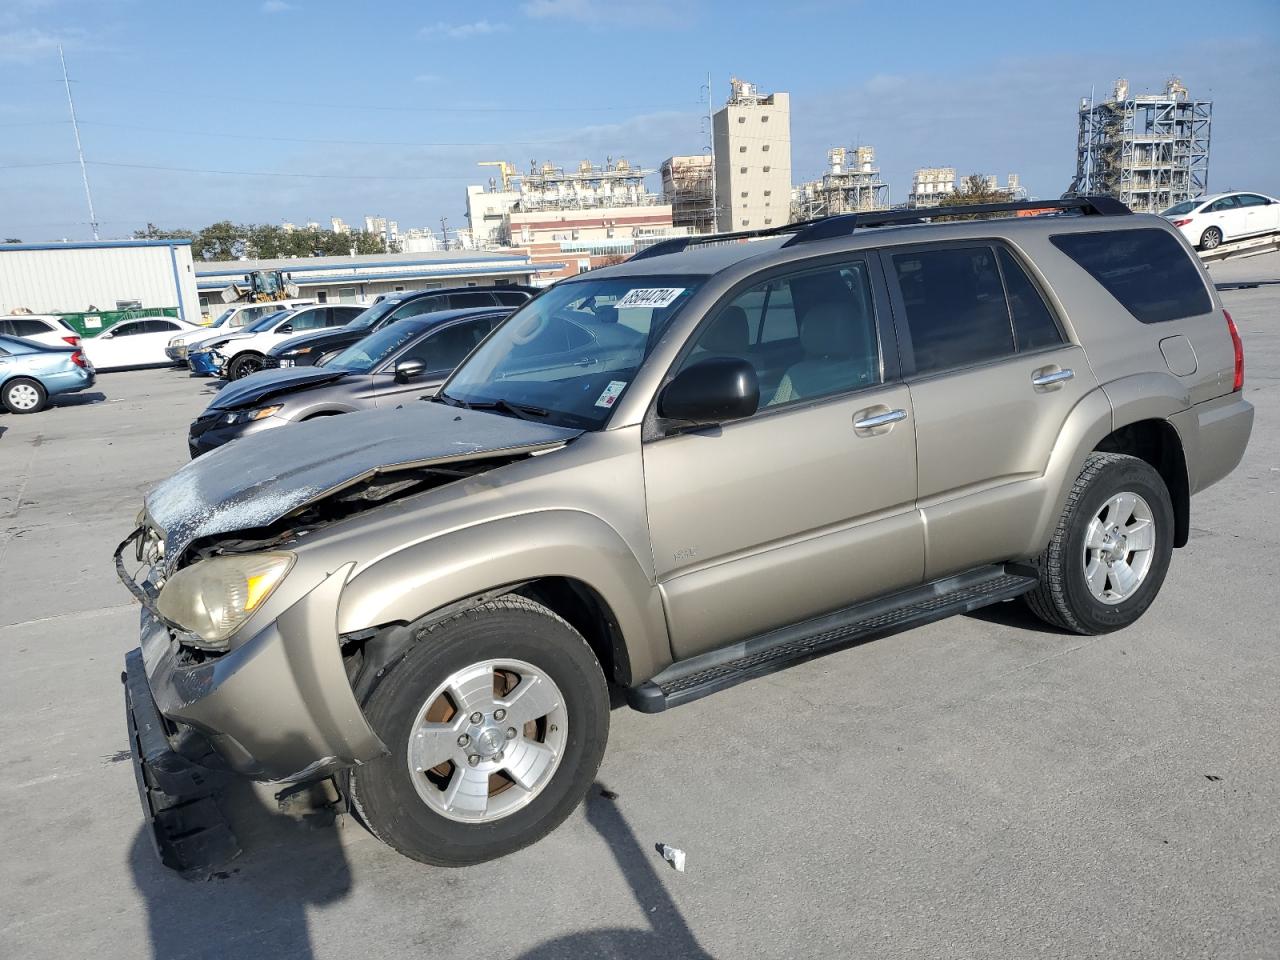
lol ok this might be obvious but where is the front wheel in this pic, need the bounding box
[1024,453,1174,635]
[1199,226,1223,250]
[350,596,609,866]
[227,353,264,380]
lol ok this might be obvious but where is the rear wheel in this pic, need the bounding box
[1199,226,1223,250]
[227,353,265,380]
[1025,453,1174,635]
[2,377,47,414]
[350,596,609,866]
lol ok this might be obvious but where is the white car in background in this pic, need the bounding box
[197,303,362,379]
[1161,191,1280,251]
[166,298,315,362]
[82,316,201,371]
[0,315,82,348]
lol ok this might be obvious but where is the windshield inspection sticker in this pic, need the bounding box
[595,380,628,409]
[616,287,685,309]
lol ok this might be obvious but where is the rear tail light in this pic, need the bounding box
[1225,309,1244,391]
[1171,218,1193,227]
[71,350,88,369]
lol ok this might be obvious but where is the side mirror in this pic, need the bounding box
[278,324,293,334]
[658,357,759,426]
[394,358,426,383]
[99,331,114,340]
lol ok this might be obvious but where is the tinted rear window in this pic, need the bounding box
[1050,229,1211,324]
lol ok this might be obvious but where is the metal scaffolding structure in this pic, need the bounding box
[1072,77,1211,214]
[512,157,659,211]
[793,147,889,219]
[661,155,716,234]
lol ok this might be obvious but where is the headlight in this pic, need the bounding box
[156,552,294,645]
[170,337,186,347]
[221,404,283,425]
[279,346,311,357]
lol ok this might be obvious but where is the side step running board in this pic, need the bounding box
[628,565,1037,713]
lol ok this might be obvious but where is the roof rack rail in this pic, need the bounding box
[781,195,1130,248]
[627,217,830,263]
[628,196,1130,262]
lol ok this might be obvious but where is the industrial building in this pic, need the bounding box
[712,77,792,232]
[1073,77,1212,214]
[193,249,550,314]
[793,147,889,220]
[464,158,687,279]
[0,238,201,324]
[906,168,1025,207]
[661,155,716,234]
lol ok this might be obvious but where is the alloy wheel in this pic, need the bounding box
[1082,491,1156,604]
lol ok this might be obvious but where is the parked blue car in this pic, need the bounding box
[186,347,221,376]
[0,334,96,414]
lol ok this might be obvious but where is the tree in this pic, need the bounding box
[187,222,393,261]
[133,223,195,241]
[3,238,21,244]
[932,173,1014,221]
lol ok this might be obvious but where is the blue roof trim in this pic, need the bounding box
[194,254,528,277]
[2,238,193,251]
[195,262,562,291]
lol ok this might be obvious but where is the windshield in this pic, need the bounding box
[245,309,290,333]
[349,299,401,330]
[210,309,233,327]
[440,276,703,429]
[325,323,423,373]
[1161,200,1201,216]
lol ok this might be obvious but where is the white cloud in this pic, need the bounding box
[0,27,64,62]
[260,1,295,12]
[420,20,507,39]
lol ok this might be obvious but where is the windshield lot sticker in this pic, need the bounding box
[616,287,685,309]
[595,380,628,408]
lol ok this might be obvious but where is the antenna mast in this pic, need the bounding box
[59,44,98,240]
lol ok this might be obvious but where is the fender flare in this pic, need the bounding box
[336,509,671,685]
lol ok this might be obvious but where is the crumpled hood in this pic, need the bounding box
[210,366,348,410]
[145,402,582,570]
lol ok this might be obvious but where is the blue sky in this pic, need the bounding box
[2,0,1277,240]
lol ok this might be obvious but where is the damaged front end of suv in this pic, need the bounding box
[117,402,585,873]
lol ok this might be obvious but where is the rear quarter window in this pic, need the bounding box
[1050,228,1212,324]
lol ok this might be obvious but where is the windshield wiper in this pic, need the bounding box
[467,398,549,420]
[431,390,466,407]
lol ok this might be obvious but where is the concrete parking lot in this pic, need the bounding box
[2,257,1277,960]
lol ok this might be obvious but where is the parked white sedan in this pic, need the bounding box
[198,303,360,379]
[82,316,201,371]
[1162,192,1280,251]
[0,314,82,348]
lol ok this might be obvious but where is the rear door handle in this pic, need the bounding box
[1032,368,1074,387]
[853,408,907,432]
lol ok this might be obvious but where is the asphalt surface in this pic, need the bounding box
[2,256,1277,960]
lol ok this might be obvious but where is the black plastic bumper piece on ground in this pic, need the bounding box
[123,648,240,878]
[629,565,1038,713]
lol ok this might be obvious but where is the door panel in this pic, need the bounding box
[646,383,922,659]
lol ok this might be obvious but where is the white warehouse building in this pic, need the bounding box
[0,239,201,324]
[193,250,555,317]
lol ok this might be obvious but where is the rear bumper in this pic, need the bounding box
[46,367,95,396]
[1188,393,1254,493]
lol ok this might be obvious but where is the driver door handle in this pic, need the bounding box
[853,408,907,431]
[1032,367,1074,387]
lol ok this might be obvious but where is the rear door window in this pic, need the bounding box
[11,319,51,337]
[448,291,499,308]
[997,249,1064,351]
[889,246,1014,375]
[492,290,531,306]
[1050,229,1211,323]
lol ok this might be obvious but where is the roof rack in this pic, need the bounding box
[628,196,1129,262]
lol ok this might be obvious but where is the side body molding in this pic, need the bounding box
[336,510,672,685]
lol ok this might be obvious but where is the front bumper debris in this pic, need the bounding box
[123,648,239,877]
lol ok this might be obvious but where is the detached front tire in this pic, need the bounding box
[1025,453,1174,635]
[350,596,609,867]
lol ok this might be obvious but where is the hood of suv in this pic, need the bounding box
[145,402,582,570]
[211,366,349,410]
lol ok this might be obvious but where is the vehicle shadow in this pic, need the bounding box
[515,784,714,959]
[966,597,1071,635]
[130,746,351,960]
[50,391,106,408]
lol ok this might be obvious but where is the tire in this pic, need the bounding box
[1199,226,1223,250]
[2,377,47,414]
[1025,452,1174,635]
[227,353,265,381]
[350,596,609,866]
